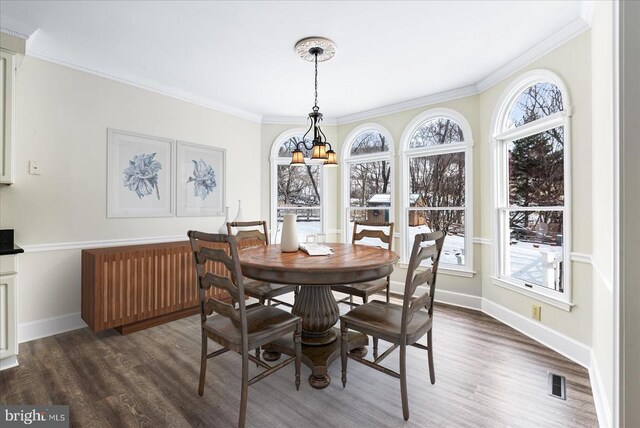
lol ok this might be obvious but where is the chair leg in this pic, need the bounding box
[373,336,379,360]
[341,322,348,387]
[294,323,302,391]
[400,343,409,421]
[349,294,354,308]
[386,282,390,302]
[254,347,260,367]
[239,350,249,428]
[427,329,436,384]
[198,332,207,396]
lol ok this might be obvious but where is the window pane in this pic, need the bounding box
[507,210,564,291]
[349,131,389,156]
[349,161,392,207]
[277,164,320,207]
[508,126,564,207]
[275,208,321,243]
[409,118,464,148]
[277,136,313,157]
[409,152,465,207]
[507,82,564,129]
[347,208,391,246]
[408,210,465,266]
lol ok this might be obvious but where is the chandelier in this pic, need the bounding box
[290,37,338,167]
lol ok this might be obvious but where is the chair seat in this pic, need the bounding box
[340,301,432,344]
[205,304,300,349]
[332,278,387,298]
[243,278,297,300]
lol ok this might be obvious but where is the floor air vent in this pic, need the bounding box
[548,373,566,400]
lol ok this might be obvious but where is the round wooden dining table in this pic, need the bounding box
[238,243,399,389]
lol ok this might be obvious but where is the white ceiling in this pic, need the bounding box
[1,1,591,121]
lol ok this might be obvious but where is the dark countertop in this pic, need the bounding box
[0,244,24,256]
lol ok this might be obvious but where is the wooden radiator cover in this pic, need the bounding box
[82,240,229,333]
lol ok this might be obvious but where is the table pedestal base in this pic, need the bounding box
[264,328,368,389]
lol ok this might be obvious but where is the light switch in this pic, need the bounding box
[29,160,42,175]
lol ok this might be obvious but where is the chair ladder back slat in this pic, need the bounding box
[409,269,433,296]
[227,221,270,247]
[204,297,241,325]
[202,272,241,302]
[352,221,395,251]
[197,247,235,272]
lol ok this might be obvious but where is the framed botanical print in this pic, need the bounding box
[176,141,225,216]
[107,129,174,218]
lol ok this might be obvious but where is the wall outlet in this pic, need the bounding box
[29,160,42,175]
[532,305,542,321]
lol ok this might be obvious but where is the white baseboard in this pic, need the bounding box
[435,289,483,310]
[0,355,19,371]
[589,351,612,428]
[481,299,591,368]
[392,281,482,311]
[18,312,87,343]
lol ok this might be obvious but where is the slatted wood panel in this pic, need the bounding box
[82,241,229,333]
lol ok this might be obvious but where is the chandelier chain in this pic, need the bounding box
[314,52,318,107]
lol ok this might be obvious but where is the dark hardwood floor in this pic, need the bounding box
[0,301,598,427]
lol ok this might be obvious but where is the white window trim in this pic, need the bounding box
[269,128,327,242]
[489,69,573,310]
[341,124,395,244]
[399,107,474,272]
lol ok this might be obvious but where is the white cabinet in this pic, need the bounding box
[0,255,18,370]
[0,49,16,184]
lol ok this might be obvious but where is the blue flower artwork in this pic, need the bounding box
[188,159,217,200]
[123,153,162,199]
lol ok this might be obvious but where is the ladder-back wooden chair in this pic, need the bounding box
[227,220,298,307]
[188,231,302,428]
[332,221,394,307]
[340,231,445,421]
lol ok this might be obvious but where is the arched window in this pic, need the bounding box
[491,70,571,304]
[270,130,324,243]
[401,108,473,271]
[342,125,394,244]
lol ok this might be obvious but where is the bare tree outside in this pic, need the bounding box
[408,119,465,234]
[503,82,565,290]
[507,83,564,247]
[348,132,391,224]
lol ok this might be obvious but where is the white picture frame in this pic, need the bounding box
[176,141,225,217]
[107,129,174,218]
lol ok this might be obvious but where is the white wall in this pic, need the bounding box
[590,2,615,425]
[0,56,261,325]
[477,32,593,345]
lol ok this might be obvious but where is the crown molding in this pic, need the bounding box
[0,15,38,40]
[580,1,595,26]
[475,17,591,93]
[335,85,479,125]
[261,115,337,126]
[26,47,263,123]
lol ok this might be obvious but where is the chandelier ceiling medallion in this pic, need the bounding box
[290,37,338,167]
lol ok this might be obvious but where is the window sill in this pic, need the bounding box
[490,276,574,311]
[398,263,475,278]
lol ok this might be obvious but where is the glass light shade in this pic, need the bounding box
[311,143,328,160]
[290,149,306,165]
[324,150,338,167]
